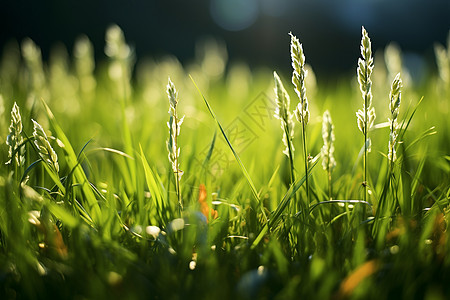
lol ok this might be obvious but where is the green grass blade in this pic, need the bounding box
[40,99,101,224]
[251,154,319,249]
[270,155,319,228]
[202,131,217,168]
[139,144,168,224]
[397,96,424,143]
[21,159,65,195]
[308,199,371,214]
[404,126,437,153]
[190,75,261,207]
[45,200,79,228]
[85,147,134,159]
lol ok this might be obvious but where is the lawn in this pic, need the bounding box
[0,25,449,299]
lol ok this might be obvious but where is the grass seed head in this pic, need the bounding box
[389,73,402,119]
[166,77,184,179]
[6,102,25,166]
[384,43,402,80]
[388,73,402,162]
[274,71,295,157]
[74,35,96,95]
[356,26,375,135]
[22,38,43,68]
[274,71,290,121]
[21,38,48,101]
[167,77,179,116]
[104,25,133,100]
[434,42,449,84]
[32,119,59,173]
[321,110,336,172]
[289,32,309,125]
[357,27,374,103]
[105,25,131,60]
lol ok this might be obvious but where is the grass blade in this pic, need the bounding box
[190,75,261,208]
[251,154,319,249]
[40,99,101,224]
[139,144,168,225]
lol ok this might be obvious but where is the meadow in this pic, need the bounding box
[0,25,449,299]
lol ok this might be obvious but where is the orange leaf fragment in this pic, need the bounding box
[50,224,68,259]
[198,184,218,222]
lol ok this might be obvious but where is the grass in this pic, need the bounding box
[0,25,449,299]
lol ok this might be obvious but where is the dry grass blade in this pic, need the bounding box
[335,260,379,299]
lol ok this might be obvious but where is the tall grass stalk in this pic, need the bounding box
[167,77,184,214]
[273,71,295,186]
[289,32,310,206]
[384,73,402,220]
[321,110,336,200]
[356,26,375,204]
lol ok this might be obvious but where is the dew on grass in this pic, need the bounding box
[390,245,400,255]
[146,226,161,239]
[107,271,122,286]
[189,260,196,270]
[36,261,47,276]
[169,218,185,232]
[132,225,143,234]
[257,265,265,276]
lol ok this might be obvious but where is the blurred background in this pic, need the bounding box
[0,0,449,80]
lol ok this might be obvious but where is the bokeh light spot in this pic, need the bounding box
[210,0,259,31]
